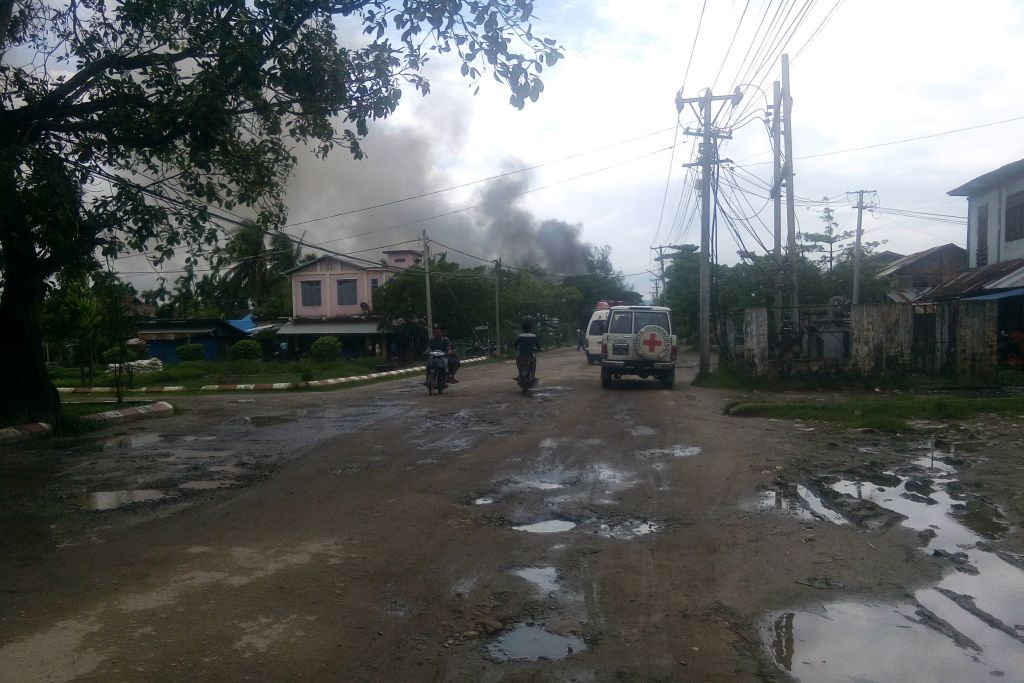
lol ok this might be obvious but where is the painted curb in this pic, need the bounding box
[81,400,174,422]
[54,357,489,394]
[0,422,52,442]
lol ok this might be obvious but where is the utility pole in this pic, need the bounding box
[422,230,433,333]
[781,54,799,329]
[651,246,667,304]
[771,79,783,335]
[493,258,501,359]
[850,190,876,304]
[677,88,739,377]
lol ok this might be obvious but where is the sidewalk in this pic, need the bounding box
[7,357,489,442]
[56,357,488,394]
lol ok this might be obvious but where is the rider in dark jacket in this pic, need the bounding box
[513,320,541,381]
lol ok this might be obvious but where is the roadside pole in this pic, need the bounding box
[850,189,876,304]
[782,54,799,329]
[423,230,433,332]
[493,258,501,359]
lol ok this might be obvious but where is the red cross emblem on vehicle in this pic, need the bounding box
[642,332,663,353]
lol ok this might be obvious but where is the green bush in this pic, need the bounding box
[176,343,205,362]
[100,346,132,364]
[230,339,261,361]
[310,336,342,362]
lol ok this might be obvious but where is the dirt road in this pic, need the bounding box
[1,349,1021,681]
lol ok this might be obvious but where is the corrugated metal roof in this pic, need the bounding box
[962,287,1024,301]
[876,244,965,279]
[926,259,1024,300]
[278,321,382,335]
[283,254,380,275]
[948,158,1024,196]
[987,265,1024,290]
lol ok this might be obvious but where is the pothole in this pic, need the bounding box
[78,489,173,510]
[485,624,586,662]
[633,445,702,459]
[761,449,1023,682]
[512,566,559,595]
[512,520,576,534]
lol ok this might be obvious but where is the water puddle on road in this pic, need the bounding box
[485,624,586,662]
[761,448,1024,681]
[474,497,495,505]
[595,519,660,539]
[246,415,296,427]
[178,480,236,490]
[103,433,163,450]
[512,520,576,534]
[512,566,559,595]
[630,425,657,436]
[633,445,702,459]
[79,489,172,510]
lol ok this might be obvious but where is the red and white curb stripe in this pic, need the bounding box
[54,357,488,394]
[81,400,174,422]
[0,422,52,442]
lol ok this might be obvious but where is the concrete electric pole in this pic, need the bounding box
[677,87,740,377]
[781,54,799,329]
[771,79,783,335]
[850,190,877,304]
[422,230,433,333]
[493,258,501,359]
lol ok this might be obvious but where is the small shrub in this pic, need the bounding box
[310,336,342,362]
[230,339,261,361]
[176,343,205,362]
[100,346,132,364]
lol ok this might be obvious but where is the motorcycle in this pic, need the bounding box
[515,355,537,395]
[426,350,448,395]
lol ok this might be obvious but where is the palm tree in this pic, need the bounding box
[224,221,272,307]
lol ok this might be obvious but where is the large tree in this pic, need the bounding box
[0,0,561,423]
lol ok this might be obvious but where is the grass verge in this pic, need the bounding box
[727,396,1024,431]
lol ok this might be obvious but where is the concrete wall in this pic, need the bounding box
[954,301,998,382]
[850,304,913,375]
[737,302,997,382]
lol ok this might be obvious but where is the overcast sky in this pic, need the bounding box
[118,0,1024,300]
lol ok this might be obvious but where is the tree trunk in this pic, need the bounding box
[0,152,61,425]
[0,256,61,425]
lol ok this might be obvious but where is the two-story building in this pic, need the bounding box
[276,249,422,357]
[949,158,1024,268]
[946,160,1024,366]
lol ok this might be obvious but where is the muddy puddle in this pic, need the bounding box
[103,432,164,450]
[633,445,702,459]
[512,566,560,595]
[79,489,173,510]
[595,519,660,539]
[512,520,576,534]
[485,624,586,662]
[761,443,1024,681]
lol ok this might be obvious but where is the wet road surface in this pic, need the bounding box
[1,349,1022,681]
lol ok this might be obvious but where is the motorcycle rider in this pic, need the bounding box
[424,326,452,385]
[513,319,541,382]
[441,326,460,383]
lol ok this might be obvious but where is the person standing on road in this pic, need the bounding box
[576,328,584,351]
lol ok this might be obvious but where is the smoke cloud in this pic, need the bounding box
[281,118,593,275]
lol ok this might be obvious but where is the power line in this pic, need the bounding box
[740,113,1024,166]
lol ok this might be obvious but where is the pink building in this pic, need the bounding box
[276,249,421,355]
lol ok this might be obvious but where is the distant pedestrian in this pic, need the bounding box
[279,340,288,362]
[576,328,584,351]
